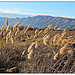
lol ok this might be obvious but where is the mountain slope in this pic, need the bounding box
[0,15,75,30]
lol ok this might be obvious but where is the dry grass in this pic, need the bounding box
[0,18,75,73]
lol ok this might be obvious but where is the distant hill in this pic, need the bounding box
[0,15,75,30]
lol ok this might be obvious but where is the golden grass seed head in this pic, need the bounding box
[24,24,30,33]
[1,25,4,30]
[61,39,67,46]
[28,42,35,52]
[28,49,33,59]
[22,50,26,56]
[6,67,17,72]
[6,23,10,31]
[54,26,57,30]
[43,35,50,45]
[68,50,73,55]
[47,52,51,57]
[53,53,59,60]
[5,17,8,26]
[56,39,62,46]
[59,43,68,55]
[3,27,6,31]
[57,27,60,30]
[35,29,38,34]
[61,32,66,38]
[48,24,52,29]
[38,30,43,35]
[63,29,66,33]
[13,22,20,31]
[44,25,51,34]
[35,42,38,48]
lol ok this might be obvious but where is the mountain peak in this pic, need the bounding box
[0,15,75,30]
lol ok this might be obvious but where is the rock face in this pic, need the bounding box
[0,15,75,30]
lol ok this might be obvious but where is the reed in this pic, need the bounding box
[24,24,30,33]
[28,49,33,59]
[59,43,68,55]
[5,17,8,26]
[43,35,50,45]
[54,26,57,30]
[53,53,59,60]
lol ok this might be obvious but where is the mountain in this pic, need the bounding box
[0,15,75,30]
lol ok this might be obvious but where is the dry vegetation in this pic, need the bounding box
[0,18,75,73]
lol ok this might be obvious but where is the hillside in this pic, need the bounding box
[0,15,75,30]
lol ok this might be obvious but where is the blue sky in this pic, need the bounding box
[0,2,75,18]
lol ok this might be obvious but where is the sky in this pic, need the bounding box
[0,2,75,18]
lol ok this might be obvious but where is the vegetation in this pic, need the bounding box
[0,18,75,73]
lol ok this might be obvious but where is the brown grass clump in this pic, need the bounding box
[43,35,50,45]
[5,17,8,26]
[59,43,68,55]
[61,39,67,46]
[27,41,38,59]
[56,32,66,46]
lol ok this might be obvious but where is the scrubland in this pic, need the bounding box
[0,18,75,73]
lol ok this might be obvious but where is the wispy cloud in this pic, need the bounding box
[0,8,21,14]
[0,8,51,15]
[0,8,75,19]
[14,8,51,13]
